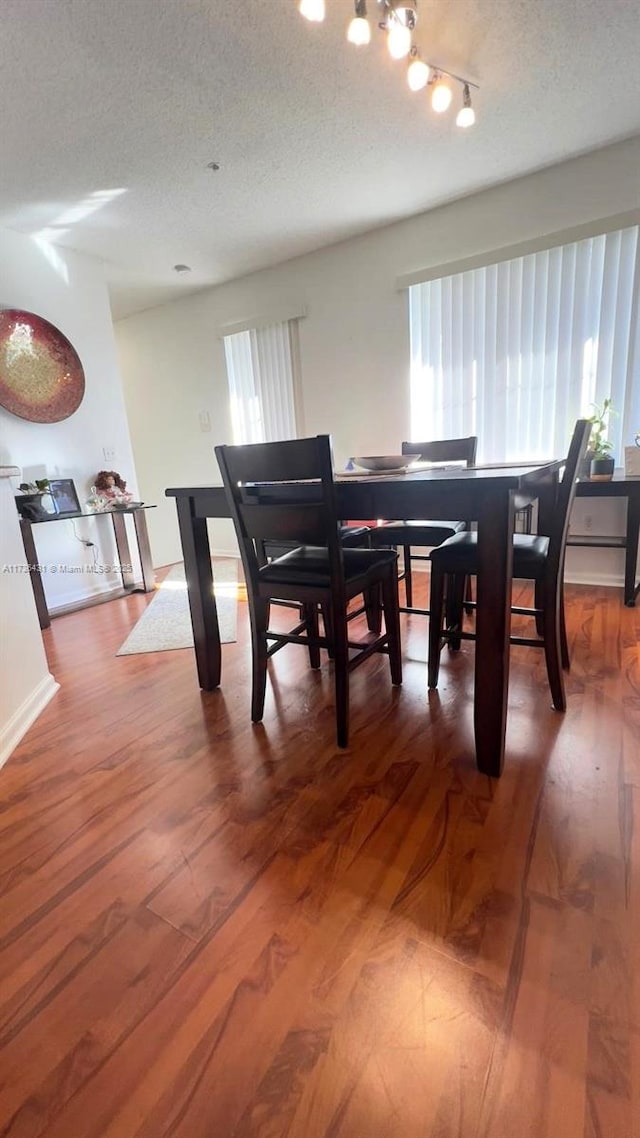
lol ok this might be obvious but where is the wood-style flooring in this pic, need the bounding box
[1,568,639,1138]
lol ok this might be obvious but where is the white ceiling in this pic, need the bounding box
[1,0,639,320]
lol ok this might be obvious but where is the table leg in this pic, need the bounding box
[176,497,221,690]
[112,510,156,593]
[111,511,135,591]
[624,492,640,607]
[474,492,515,777]
[132,510,155,593]
[20,519,50,630]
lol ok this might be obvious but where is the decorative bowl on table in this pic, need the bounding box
[351,455,414,473]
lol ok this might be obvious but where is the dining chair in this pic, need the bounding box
[427,419,592,711]
[369,436,478,614]
[215,435,402,748]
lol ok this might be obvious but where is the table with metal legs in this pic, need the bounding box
[19,505,156,629]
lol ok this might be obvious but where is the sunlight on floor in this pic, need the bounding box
[157,577,246,600]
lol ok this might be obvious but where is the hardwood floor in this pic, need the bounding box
[1,569,639,1137]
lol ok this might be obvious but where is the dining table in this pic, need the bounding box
[166,460,561,778]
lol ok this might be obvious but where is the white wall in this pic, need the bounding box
[116,137,640,585]
[0,228,140,611]
[0,469,58,767]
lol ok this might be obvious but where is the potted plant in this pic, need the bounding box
[588,398,615,481]
[15,478,51,520]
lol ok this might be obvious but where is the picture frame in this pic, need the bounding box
[624,446,640,477]
[49,478,81,516]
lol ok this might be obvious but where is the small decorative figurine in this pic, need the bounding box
[93,470,133,507]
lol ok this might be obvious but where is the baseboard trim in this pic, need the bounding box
[49,584,127,617]
[564,569,623,589]
[395,559,625,590]
[210,549,241,560]
[0,673,60,770]
[155,553,241,571]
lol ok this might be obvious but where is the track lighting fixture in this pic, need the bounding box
[297,0,479,126]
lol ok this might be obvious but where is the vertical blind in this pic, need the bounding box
[223,320,298,444]
[409,225,640,462]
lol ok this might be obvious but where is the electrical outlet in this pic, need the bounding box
[103,446,116,463]
[584,514,593,531]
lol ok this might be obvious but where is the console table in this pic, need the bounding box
[573,475,640,605]
[19,505,156,629]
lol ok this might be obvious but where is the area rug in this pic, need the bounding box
[116,560,241,656]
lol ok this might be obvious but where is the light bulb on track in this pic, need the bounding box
[456,83,476,127]
[347,0,370,45]
[431,74,453,112]
[299,0,325,22]
[387,20,412,59]
[407,56,429,91]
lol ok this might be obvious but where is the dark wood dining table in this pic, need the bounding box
[167,460,561,778]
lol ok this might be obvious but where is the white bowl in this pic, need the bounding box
[352,455,412,472]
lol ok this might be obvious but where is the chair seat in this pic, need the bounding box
[339,524,371,547]
[371,519,466,546]
[263,525,370,563]
[430,530,550,578]
[259,545,397,589]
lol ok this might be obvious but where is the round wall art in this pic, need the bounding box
[0,309,85,423]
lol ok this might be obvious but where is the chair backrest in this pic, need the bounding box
[402,436,478,466]
[215,436,344,594]
[547,418,592,576]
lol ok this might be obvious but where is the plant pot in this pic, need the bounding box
[14,492,51,520]
[589,456,615,482]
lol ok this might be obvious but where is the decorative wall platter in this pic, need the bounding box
[0,309,85,423]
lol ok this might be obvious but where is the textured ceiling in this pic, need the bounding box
[1,0,639,319]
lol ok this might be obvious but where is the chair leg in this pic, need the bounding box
[534,580,544,636]
[445,573,465,651]
[302,603,321,669]
[403,545,413,607]
[464,575,474,616]
[249,598,270,722]
[363,584,382,634]
[320,603,334,658]
[332,605,350,748]
[381,569,402,686]
[541,586,566,711]
[428,564,446,688]
[559,579,570,670]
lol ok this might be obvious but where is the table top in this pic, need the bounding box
[166,460,560,499]
[576,472,640,495]
[166,463,560,526]
[20,504,156,524]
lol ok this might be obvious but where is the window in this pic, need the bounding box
[223,319,300,444]
[409,225,640,462]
